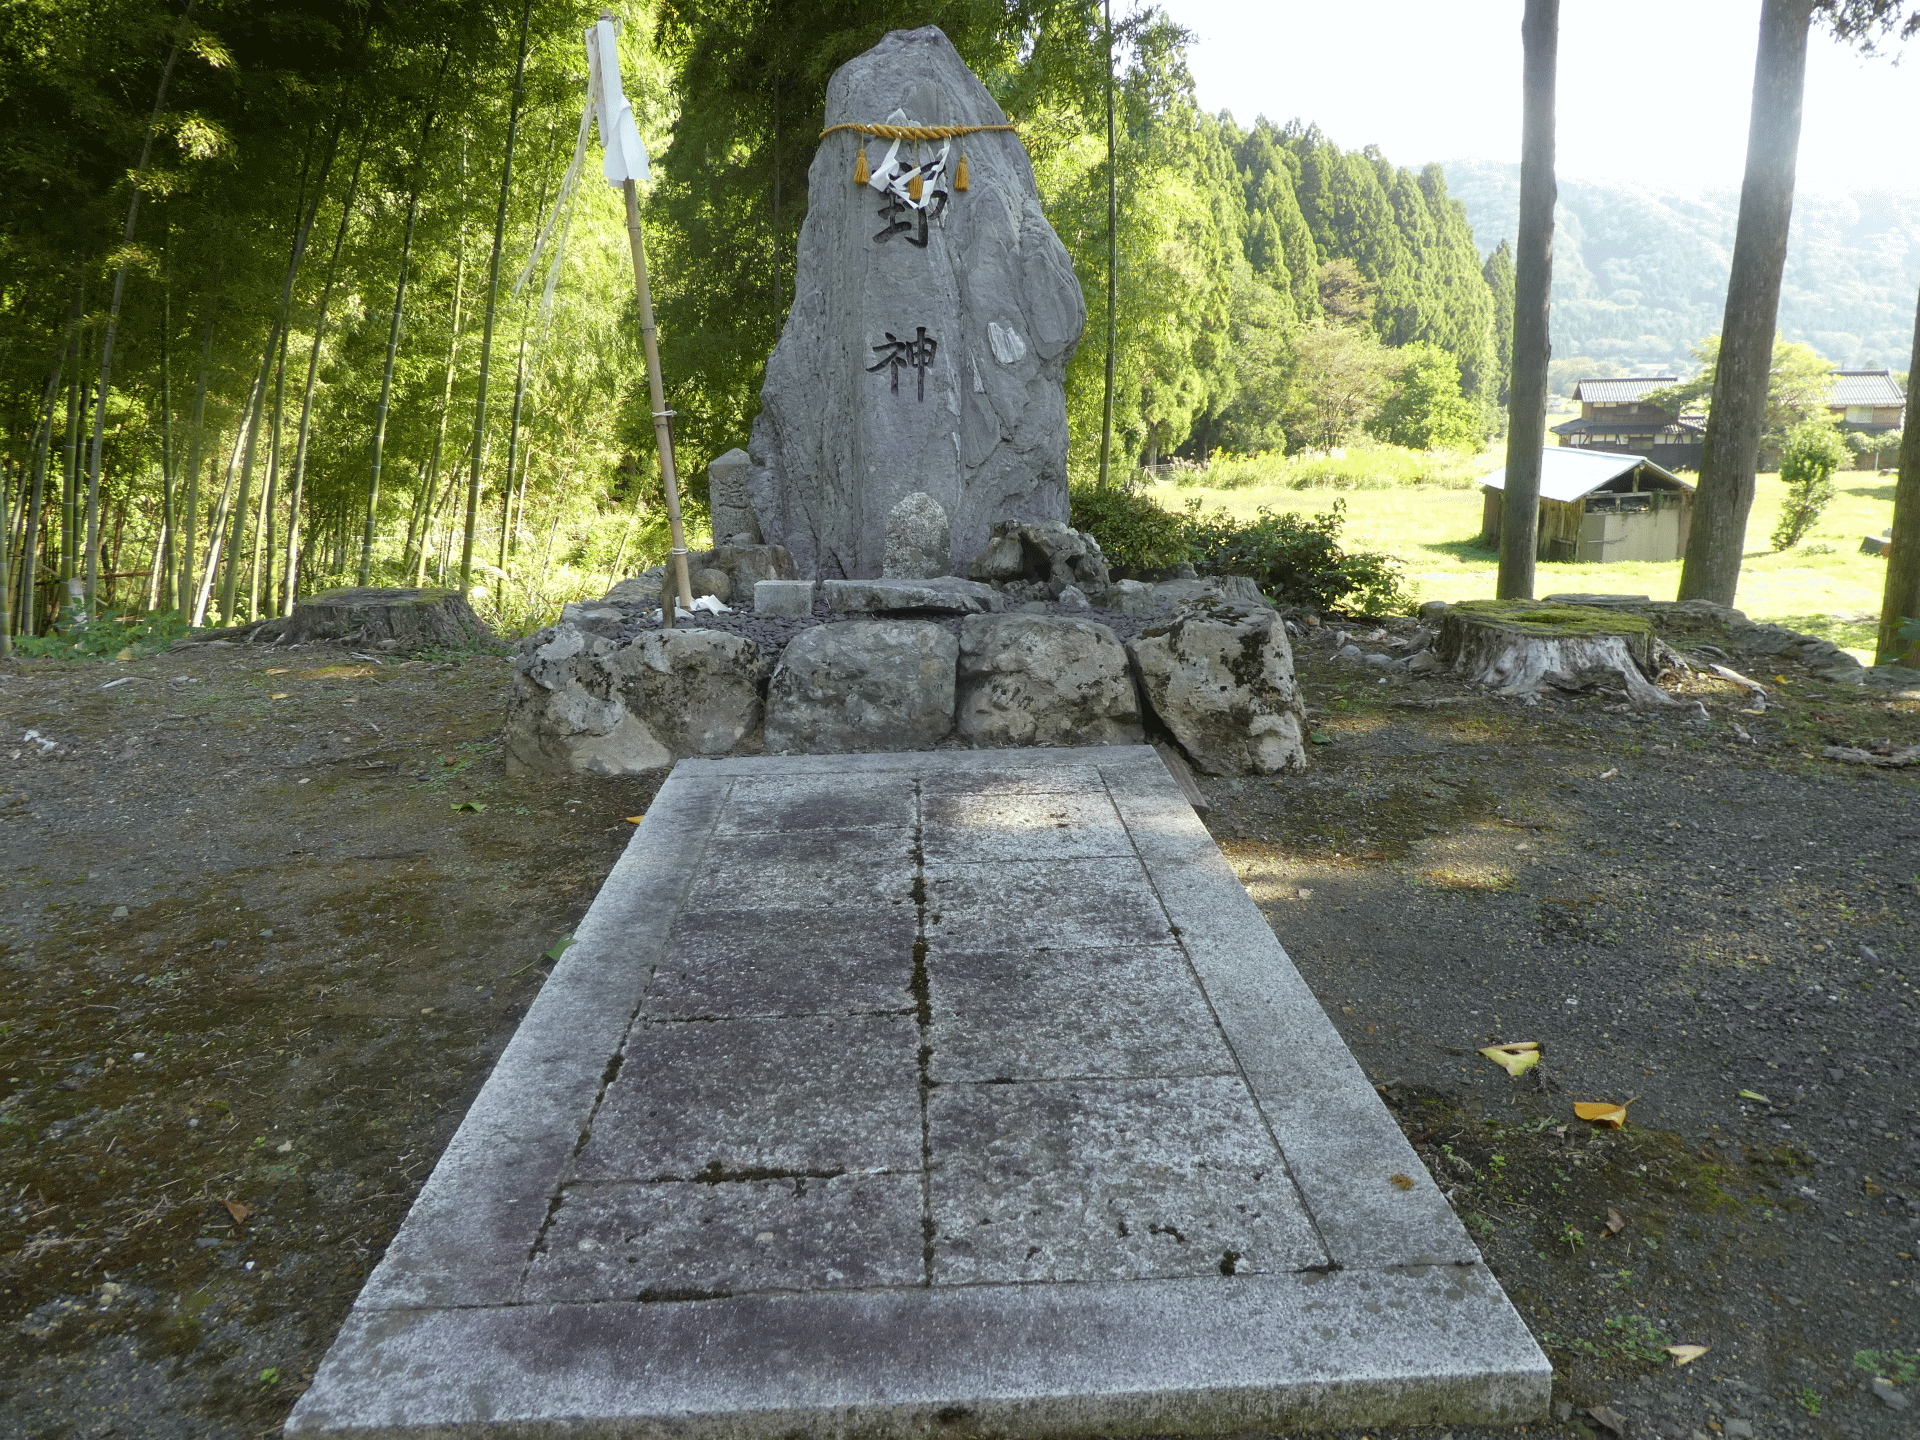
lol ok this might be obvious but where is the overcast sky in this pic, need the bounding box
[1169,0,1919,194]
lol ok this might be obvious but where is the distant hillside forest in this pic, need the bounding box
[1445,159,1920,384]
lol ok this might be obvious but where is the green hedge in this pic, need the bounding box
[1070,485,1406,616]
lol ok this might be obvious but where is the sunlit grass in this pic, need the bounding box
[1159,460,1898,662]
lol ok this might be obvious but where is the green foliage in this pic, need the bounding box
[1188,441,1484,492]
[1482,239,1515,408]
[1367,343,1482,451]
[1068,481,1192,571]
[15,608,188,661]
[1071,484,1406,614]
[1770,420,1850,549]
[1854,1349,1919,1386]
[1600,1313,1671,1367]
[1278,321,1397,451]
[1180,497,1407,615]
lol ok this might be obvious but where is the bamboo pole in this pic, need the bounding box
[621,177,693,611]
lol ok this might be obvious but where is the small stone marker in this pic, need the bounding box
[753,579,815,616]
[747,27,1086,578]
[707,448,760,544]
[882,491,951,579]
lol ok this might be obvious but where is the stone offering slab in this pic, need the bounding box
[290,747,1549,1439]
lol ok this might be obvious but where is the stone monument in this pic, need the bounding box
[747,26,1085,580]
[706,448,760,544]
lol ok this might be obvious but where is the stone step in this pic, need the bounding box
[289,748,1549,1438]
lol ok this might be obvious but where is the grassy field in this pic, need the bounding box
[1160,447,1898,661]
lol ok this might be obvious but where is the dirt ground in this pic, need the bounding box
[0,605,1916,1440]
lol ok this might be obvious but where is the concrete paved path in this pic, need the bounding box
[289,747,1548,1438]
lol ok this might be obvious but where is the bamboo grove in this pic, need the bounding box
[0,0,1515,644]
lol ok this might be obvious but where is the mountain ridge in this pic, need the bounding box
[1443,158,1920,376]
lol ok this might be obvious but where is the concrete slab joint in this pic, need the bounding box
[291,746,1550,1439]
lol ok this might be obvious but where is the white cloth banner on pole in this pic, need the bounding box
[513,94,593,300]
[585,17,649,186]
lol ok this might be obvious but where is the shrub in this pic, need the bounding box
[15,608,189,661]
[1069,481,1192,571]
[1771,420,1851,550]
[1181,498,1407,616]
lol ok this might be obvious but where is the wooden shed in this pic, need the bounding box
[1480,449,1694,563]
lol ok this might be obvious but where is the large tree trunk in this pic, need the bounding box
[460,0,534,595]
[1497,0,1557,600]
[1876,285,1920,665]
[1440,600,1680,707]
[1678,0,1811,605]
[282,585,489,649]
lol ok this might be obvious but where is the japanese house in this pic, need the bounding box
[1826,369,1906,468]
[1481,449,1694,563]
[1551,377,1704,471]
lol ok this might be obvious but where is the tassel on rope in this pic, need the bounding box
[853,142,869,186]
[908,169,924,201]
[954,152,969,191]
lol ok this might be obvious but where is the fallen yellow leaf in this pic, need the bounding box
[625,815,646,824]
[297,665,375,680]
[1479,1041,1541,1077]
[1666,1344,1709,1366]
[269,692,290,700]
[221,1199,252,1225]
[1389,1173,1415,1191]
[1574,1097,1636,1128]
[265,667,289,675]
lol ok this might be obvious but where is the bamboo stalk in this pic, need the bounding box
[620,178,693,610]
[461,0,535,596]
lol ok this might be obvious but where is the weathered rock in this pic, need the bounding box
[754,579,816,615]
[1128,603,1308,776]
[955,614,1141,748]
[883,492,952,578]
[559,602,628,638]
[505,623,762,775]
[747,27,1085,578]
[707,448,761,544]
[282,586,489,649]
[763,621,957,753]
[691,568,732,603]
[602,629,765,756]
[505,625,667,775]
[824,577,1003,615]
[967,519,1110,600]
[699,543,797,597]
[603,569,666,605]
[1110,574,1267,617]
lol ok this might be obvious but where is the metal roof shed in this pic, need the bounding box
[1480,449,1694,563]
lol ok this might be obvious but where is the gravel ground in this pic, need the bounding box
[0,605,1916,1439]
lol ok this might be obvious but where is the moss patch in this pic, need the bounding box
[1447,600,1654,638]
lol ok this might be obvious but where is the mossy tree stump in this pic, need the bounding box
[283,587,490,650]
[1438,600,1678,705]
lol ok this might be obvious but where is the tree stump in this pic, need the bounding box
[282,587,490,650]
[1437,600,1679,706]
